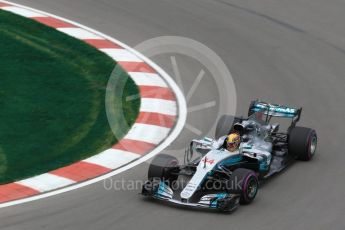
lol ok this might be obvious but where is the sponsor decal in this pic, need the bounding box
[255,103,296,114]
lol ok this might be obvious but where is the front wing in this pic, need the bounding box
[141,180,240,212]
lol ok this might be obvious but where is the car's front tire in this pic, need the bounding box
[148,154,179,183]
[229,168,259,205]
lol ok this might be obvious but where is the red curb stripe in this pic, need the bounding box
[113,139,156,155]
[50,162,111,182]
[0,2,11,7]
[31,16,76,28]
[139,85,176,101]
[136,112,176,128]
[0,183,39,203]
[118,61,156,73]
[83,39,122,49]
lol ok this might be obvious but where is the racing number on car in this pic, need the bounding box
[202,157,215,165]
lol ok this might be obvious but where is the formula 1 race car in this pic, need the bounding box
[141,100,318,212]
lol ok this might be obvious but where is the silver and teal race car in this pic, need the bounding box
[141,100,318,212]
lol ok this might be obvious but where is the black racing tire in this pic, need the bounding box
[228,168,259,205]
[148,154,179,183]
[215,115,242,139]
[289,127,317,161]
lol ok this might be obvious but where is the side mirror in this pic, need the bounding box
[185,142,194,162]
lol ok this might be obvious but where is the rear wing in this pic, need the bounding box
[249,100,302,125]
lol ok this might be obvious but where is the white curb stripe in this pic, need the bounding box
[129,72,168,87]
[124,123,171,144]
[17,174,75,192]
[1,6,44,17]
[57,28,103,40]
[99,48,143,62]
[83,149,140,169]
[141,98,177,116]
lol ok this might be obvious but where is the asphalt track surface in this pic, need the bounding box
[1,0,345,229]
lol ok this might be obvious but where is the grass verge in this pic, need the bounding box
[0,10,140,184]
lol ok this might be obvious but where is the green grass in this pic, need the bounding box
[0,10,140,184]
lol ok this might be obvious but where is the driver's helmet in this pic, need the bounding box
[226,133,241,152]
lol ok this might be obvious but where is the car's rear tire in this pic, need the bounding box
[215,115,242,139]
[229,168,259,205]
[148,154,179,183]
[289,127,317,161]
